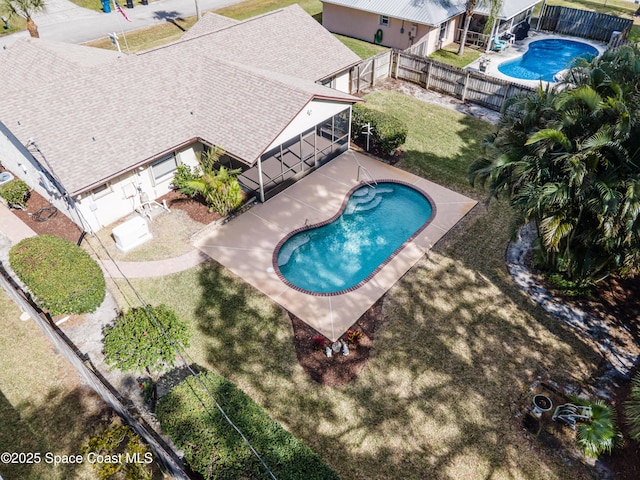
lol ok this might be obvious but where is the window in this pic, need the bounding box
[379,15,389,27]
[439,21,448,41]
[91,183,112,199]
[151,153,178,182]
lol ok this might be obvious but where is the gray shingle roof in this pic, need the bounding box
[0,5,361,195]
[181,12,240,40]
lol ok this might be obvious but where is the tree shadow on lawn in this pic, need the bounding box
[299,248,599,479]
[397,116,495,200]
[194,263,304,398]
[0,386,110,479]
[191,256,599,478]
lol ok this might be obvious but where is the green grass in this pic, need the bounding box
[109,91,602,479]
[0,290,105,479]
[362,90,493,196]
[333,34,388,59]
[429,43,482,69]
[214,0,321,20]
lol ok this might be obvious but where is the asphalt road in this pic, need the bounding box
[1,0,243,47]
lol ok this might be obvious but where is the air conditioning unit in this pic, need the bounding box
[112,216,152,252]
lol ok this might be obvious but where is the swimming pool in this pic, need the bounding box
[274,181,434,295]
[498,39,598,82]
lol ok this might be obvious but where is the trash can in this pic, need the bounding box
[126,0,133,8]
[101,0,111,13]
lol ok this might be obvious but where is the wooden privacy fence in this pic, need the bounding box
[538,5,633,43]
[350,50,392,93]
[352,50,533,112]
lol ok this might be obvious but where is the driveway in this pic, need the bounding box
[1,0,243,46]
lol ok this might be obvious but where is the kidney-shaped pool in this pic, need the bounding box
[273,181,434,295]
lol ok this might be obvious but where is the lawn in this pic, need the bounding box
[109,91,602,479]
[429,43,482,69]
[333,34,388,59]
[0,289,106,480]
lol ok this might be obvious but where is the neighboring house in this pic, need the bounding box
[0,5,362,233]
[321,0,541,55]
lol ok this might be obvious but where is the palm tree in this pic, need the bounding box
[470,45,640,284]
[1,0,46,38]
[457,0,502,56]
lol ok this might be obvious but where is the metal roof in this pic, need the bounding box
[322,0,542,25]
[321,0,466,27]
[476,0,542,20]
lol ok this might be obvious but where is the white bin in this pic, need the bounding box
[112,216,152,252]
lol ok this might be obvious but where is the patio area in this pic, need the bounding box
[195,151,476,341]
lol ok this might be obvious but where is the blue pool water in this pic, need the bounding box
[275,182,433,294]
[498,39,598,82]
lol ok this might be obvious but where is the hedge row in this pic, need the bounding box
[351,103,407,156]
[157,371,339,480]
[9,235,105,315]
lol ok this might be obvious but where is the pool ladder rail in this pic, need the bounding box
[357,164,378,188]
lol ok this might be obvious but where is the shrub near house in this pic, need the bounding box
[351,103,408,156]
[157,371,339,480]
[9,235,105,315]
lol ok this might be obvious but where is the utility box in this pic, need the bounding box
[112,216,152,252]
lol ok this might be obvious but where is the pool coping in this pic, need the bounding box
[194,151,477,341]
[466,31,607,89]
[272,179,437,297]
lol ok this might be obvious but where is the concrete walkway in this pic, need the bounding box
[98,248,208,278]
[0,203,36,244]
[1,0,243,47]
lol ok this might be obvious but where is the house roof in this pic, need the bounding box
[476,0,542,20]
[321,0,465,27]
[321,0,541,26]
[0,5,361,196]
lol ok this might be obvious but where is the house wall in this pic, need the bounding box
[0,121,203,233]
[266,99,352,151]
[334,70,351,93]
[74,144,201,232]
[0,121,85,229]
[322,3,432,50]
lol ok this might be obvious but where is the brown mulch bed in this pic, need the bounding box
[10,188,82,243]
[156,190,222,225]
[290,298,381,387]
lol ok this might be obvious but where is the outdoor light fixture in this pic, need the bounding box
[1,17,9,30]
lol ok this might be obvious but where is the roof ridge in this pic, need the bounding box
[137,6,293,56]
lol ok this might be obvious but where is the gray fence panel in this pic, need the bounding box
[539,5,633,43]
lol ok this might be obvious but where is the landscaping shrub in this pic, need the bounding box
[157,371,339,480]
[0,178,29,209]
[625,370,640,440]
[82,419,154,480]
[351,103,407,156]
[170,164,200,198]
[577,400,620,458]
[9,235,105,315]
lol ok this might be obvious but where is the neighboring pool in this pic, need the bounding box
[274,181,434,295]
[498,39,598,82]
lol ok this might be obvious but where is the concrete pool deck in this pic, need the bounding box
[195,151,477,341]
[466,30,606,89]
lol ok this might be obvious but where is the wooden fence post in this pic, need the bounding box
[425,59,432,90]
[461,72,470,102]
